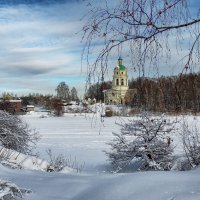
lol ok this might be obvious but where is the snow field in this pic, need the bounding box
[23,112,121,172]
[23,112,199,172]
[0,112,199,200]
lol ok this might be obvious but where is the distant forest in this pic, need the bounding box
[86,73,200,113]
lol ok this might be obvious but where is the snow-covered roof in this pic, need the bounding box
[26,105,35,108]
[0,100,22,103]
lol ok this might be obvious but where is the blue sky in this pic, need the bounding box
[0,0,199,97]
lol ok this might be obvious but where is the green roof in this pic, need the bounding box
[119,65,126,71]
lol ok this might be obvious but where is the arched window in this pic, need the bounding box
[121,79,124,85]
[116,79,119,85]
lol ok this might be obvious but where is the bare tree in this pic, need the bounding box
[71,87,79,101]
[49,98,64,116]
[86,81,112,101]
[56,82,70,101]
[0,110,38,154]
[128,73,200,113]
[82,0,200,80]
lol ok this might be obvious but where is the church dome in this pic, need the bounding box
[116,57,126,71]
[119,64,126,71]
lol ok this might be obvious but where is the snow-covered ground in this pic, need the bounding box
[24,112,121,172]
[1,163,200,200]
[1,112,200,199]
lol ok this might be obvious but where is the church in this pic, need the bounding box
[103,57,135,105]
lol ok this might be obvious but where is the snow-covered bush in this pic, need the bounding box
[171,156,192,171]
[0,180,23,199]
[0,110,38,154]
[0,179,32,199]
[46,149,84,173]
[106,113,175,172]
[182,121,200,167]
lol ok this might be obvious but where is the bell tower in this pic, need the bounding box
[103,57,130,105]
[112,57,129,91]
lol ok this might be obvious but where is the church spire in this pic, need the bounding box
[118,57,123,66]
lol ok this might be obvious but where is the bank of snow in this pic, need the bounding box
[0,163,200,200]
[0,147,48,171]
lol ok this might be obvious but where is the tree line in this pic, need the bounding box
[86,73,200,113]
[0,82,79,116]
[0,82,79,106]
[129,73,200,113]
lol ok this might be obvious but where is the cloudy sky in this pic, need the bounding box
[0,0,88,97]
[0,0,199,97]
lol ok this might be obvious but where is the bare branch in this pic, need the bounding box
[82,0,200,81]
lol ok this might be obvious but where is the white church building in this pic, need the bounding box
[103,57,133,105]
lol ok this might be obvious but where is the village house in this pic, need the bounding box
[26,105,35,112]
[0,99,22,113]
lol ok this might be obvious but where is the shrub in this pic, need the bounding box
[181,120,200,167]
[0,179,32,199]
[106,113,175,172]
[0,110,38,154]
[46,149,84,173]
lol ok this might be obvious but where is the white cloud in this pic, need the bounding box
[0,1,88,95]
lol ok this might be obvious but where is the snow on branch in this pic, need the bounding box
[106,112,176,172]
[0,179,31,200]
[0,110,39,155]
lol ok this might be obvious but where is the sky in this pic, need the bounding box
[0,0,88,97]
[0,0,199,97]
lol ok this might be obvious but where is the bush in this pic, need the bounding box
[49,98,64,116]
[0,110,38,154]
[106,113,175,172]
[46,149,84,173]
[181,120,200,167]
[0,179,32,199]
